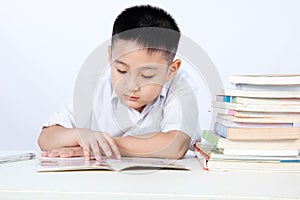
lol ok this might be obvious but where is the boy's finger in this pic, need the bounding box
[83,148,91,160]
[90,140,102,161]
[96,133,112,157]
[48,150,59,157]
[60,150,74,158]
[41,151,48,157]
[73,147,84,157]
[102,132,121,159]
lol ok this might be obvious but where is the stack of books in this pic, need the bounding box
[195,74,300,172]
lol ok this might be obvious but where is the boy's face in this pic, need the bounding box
[109,40,181,112]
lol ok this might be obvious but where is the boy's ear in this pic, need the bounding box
[108,46,112,64]
[166,59,181,81]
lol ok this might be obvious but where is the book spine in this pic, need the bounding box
[214,122,227,138]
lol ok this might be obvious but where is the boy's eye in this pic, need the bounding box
[141,74,155,79]
[117,69,127,74]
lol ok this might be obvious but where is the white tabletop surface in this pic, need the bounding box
[0,151,300,200]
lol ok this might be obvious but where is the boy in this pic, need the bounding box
[38,5,199,160]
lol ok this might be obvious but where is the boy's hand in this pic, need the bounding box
[76,129,121,161]
[42,146,84,158]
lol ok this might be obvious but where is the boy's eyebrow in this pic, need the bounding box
[115,59,130,67]
[114,59,160,70]
[140,66,159,70]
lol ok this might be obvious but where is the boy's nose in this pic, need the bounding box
[125,75,139,91]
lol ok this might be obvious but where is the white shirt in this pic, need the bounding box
[44,68,201,149]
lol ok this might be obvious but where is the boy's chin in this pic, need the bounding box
[122,101,145,112]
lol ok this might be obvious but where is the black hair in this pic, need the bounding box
[112,5,181,63]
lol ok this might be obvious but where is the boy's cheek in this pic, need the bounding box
[111,76,122,90]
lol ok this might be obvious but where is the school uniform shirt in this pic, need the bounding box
[43,68,201,149]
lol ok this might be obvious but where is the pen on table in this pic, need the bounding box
[0,153,36,164]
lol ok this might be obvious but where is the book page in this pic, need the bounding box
[37,156,110,172]
[105,157,189,171]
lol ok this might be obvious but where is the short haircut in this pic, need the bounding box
[112,5,181,63]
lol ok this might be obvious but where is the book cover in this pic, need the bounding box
[214,122,300,140]
[201,130,300,150]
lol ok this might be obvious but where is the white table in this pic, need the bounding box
[0,151,300,200]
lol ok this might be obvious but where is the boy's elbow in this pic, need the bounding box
[166,130,191,159]
[38,129,46,150]
[176,134,190,159]
[38,127,53,151]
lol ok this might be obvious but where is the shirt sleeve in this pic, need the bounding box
[160,74,201,149]
[42,99,76,128]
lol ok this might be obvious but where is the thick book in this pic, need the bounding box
[235,84,300,91]
[216,116,295,128]
[217,95,300,106]
[213,101,300,113]
[201,130,300,150]
[214,122,300,140]
[195,142,300,160]
[221,149,299,157]
[219,89,300,98]
[36,156,197,172]
[194,143,300,172]
[228,74,300,85]
[212,107,300,118]
[217,114,300,124]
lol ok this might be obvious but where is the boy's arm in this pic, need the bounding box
[38,125,79,150]
[38,125,121,160]
[39,125,190,159]
[113,130,190,159]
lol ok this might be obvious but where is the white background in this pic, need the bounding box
[0,0,299,150]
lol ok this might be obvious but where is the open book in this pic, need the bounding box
[37,154,198,172]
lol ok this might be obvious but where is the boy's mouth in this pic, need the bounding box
[124,95,139,101]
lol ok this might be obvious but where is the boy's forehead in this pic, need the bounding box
[111,40,140,57]
[111,40,168,66]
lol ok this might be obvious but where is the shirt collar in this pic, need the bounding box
[111,89,118,103]
[156,80,171,103]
